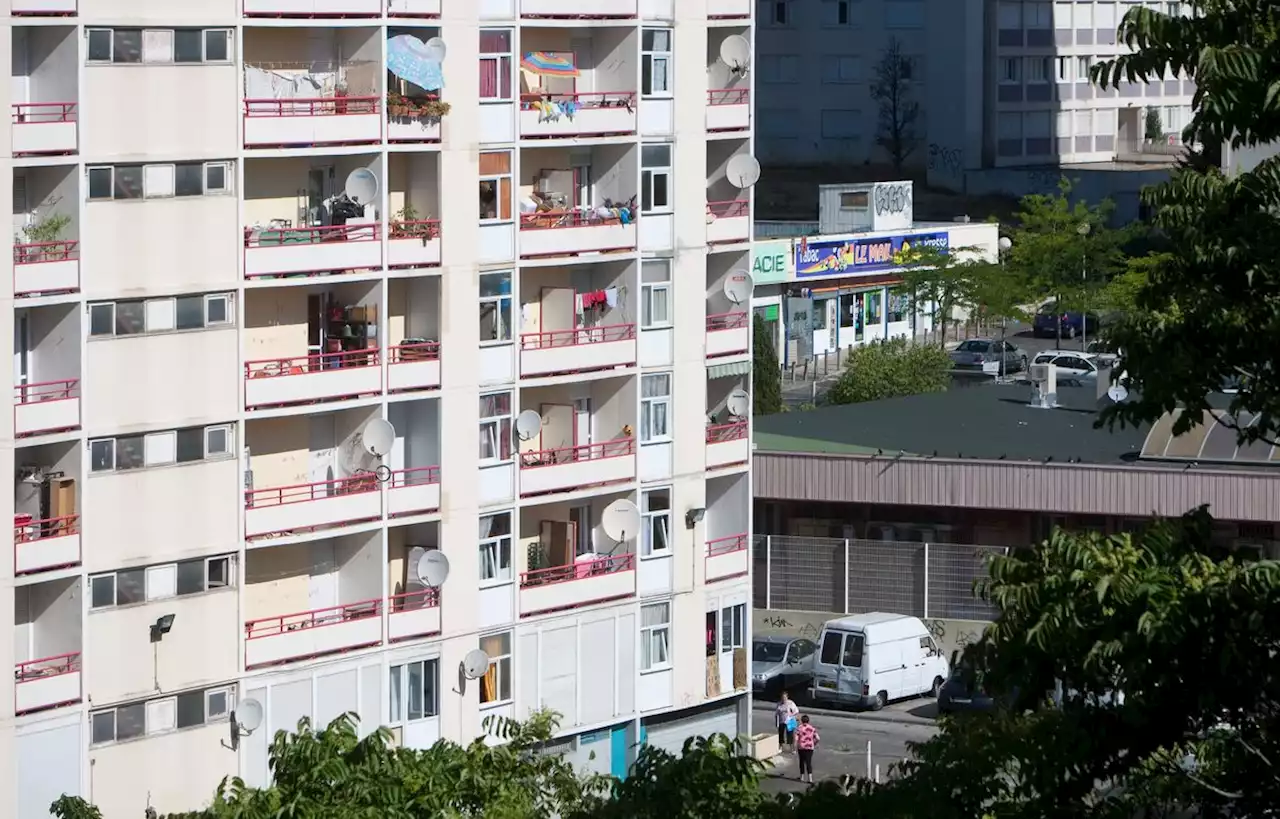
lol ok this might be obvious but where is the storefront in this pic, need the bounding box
[750,240,790,359]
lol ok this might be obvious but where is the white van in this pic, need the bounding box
[809,612,950,710]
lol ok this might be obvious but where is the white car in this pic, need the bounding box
[1032,350,1100,381]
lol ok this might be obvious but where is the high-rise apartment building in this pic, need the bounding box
[1,2,756,815]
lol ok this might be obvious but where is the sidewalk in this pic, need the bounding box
[749,697,936,727]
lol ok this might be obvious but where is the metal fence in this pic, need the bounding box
[752,535,1003,620]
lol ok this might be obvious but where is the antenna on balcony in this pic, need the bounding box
[719,35,752,76]
[726,389,750,419]
[345,418,395,482]
[344,168,379,206]
[462,649,491,680]
[224,698,263,752]
[601,499,641,546]
[416,550,451,587]
[722,271,753,305]
[725,154,761,190]
[515,410,543,441]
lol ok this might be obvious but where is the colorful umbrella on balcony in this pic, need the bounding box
[520,51,579,77]
[387,34,445,91]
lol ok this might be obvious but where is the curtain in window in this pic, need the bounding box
[479,57,499,99]
[481,663,497,701]
[641,604,670,667]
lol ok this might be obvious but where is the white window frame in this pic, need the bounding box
[640,602,672,671]
[206,555,232,589]
[90,555,236,611]
[640,28,672,98]
[720,603,746,652]
[89,438,116,472]
[144,430,177,466]
[389,658,441,724]
[200,29,232,63]
[479,632,513,706]
[478,271,512,344]
[640,488,672,558]
[640,260,672,328]
[1025,56,1049,83]
[641,145,672,215]
[90,686,232,747]
[999,57,1020,84]
[1076,55,1093,81]
[639,373,672,443]
[145,297,176,332]
[202,161,231,194]
[204,424,232,457]
[1055,56,1071,83]
[479,511,513,586]
[479,29,513,102]
[478,392,513,464]
[204,293,233,325]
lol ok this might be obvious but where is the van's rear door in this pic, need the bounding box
[814,630,865,699]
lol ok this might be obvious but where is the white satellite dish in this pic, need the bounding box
[423,37,447,62]
[344,168,379,205]
[235,698,264,732]
[515,409,543,441]
[600,499,641,543]
[462,649,491,680]
[726,388,750,418]
[361,418,395,457]
[719,35,751,75]
[722,271,753,305]
[416,550,451,587]
[725,154,761,189]
[1107,383,1129,403]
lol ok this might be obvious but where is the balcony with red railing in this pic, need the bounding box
[14,239,80,298]
[520,324,636,378]
[706,88,750,132]
[11,0,77,14]
[14,378,81,437]
[706,198,750,244]
[707,0,750,18]
[520,0,636,18]
[243,0,380,17]
[520,145,638,258]
[706,310,749,358]
[243,94,381,147]
[244,348,382,410]
[245,598,383,668]
[12,102,77,155]
[706,420,749,469]
[519,92,637,140]
[388,219,442,268]
[519,551,636,616]
[519,207,638,258]
[245,473,383,539]
[705,533,749,581]
[387,465,441,517]
[388,586,441,641]
[520,437,636,497]
[388,0,441,17]
[388,342,441,393]
[15,652,82,715]
[244,222,382,280]
[14,513,81,576]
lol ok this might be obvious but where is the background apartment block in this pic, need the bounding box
[0,1,757,815]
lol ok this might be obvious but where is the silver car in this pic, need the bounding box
[949,339,1027,375]
[752,636,817,695]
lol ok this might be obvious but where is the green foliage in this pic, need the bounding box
[869,37,921,173]
[826,337,950,406]
[24,212,70,244]
[896,244,1017,346]
[1144,106,1163,141]
[753,313,783,416]
[50,796,103,819]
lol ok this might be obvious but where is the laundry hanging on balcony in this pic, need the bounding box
[520,52,579,77]
[387,35,445,91]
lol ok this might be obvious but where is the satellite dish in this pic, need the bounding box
[423,37,447,62]
[726,388,750,417]
[462,649,491,680]
[235,698,264,732]
[719,35,751,74]
[416,550,451,587]
[344,168,379,204]
[725,154,761,189]
[722,271,753,305]
[600,499,641,543]
[361,418,395,457]
[515,409,543,441]
[1107,383,1129,403]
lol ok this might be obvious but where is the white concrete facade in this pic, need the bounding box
[1,2,755,817]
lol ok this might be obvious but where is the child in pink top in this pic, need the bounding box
[794,714,820,784]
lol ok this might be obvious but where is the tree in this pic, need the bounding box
[896,243,1010,347]
[825,337,950,406]
[1088,1,1280,444]
[1144,106,1163,141]
[869,38,921,175]
[752,313,783,416]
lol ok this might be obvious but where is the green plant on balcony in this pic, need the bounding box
[412,98,451,120]
[387,90,409,118]
[391,205,437,242]
[18,212,71,263]
[525,543,549,587]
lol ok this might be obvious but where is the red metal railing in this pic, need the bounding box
[706,311,749,332]
[706,420,748,444]
[706,533,748,558]
[520,210,624,230]
[12,102,77,123]
[243,96,380,117]
[521,437,635,468]
[389,342,441,364]
[14,240,79,265]
[245,474,380,509]
[14,378,79,406]
[707,88,749,106]
[244,223,379,248]
[521,323,635,350]
[389,587,440,612]
[706,199,750,219]
[519,91,636,110]
[520,551,635,587]
[15,651,81,684]
[14,514,79,544]
[245,598,382,640]
[244,348,380,380]
[389,465,441,489]
[389,219,441,240]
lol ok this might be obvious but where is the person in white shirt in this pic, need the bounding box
[774,691,800,750]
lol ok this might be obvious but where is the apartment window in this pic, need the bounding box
[478,392,512,463]
[91,686,232,746]
[479,271,512,343]
[86,28,231,64]
[640,602,672,671]
[389,659,440,723]
[88,162,232,201]
[764,0,791,26]
[996,0,1021,28]
[1024,2,1051,28]
[479,29,513,100]
[1076,56,1093,81]
[999,57,1021,84]
[641,488,671,557]
[641,145,672,214]
[1055,56,1071,82]
[821,0,851,25]
[478,151,512,221]
[90,424,235,473]
[640,260,672,328]
[479,632,512,705]
[89,292,233,338]
[479,512,513,585]
[720,603,746,652]
[640,374,671,442]
[90,556,233,610]
[1025,56,1049,83]
[820,55,861,84]
[641,29,672,97]
[758,55,800,84]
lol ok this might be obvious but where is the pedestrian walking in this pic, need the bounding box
[774,691,799,750]
[795,714,820,784]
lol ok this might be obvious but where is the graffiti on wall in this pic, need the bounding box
[927,143,963,181]
[924,618,984,658]
[874,182,913,217]
[753,609,989,658]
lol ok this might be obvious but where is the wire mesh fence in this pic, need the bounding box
[753,535,1003,620]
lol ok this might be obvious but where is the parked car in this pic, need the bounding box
[937,667,1002,714]
[1033,303,1100,339]
[1032,350,1100,381]
[948,338,1028,374]
[751,636,818,695]
[809,612,949,710]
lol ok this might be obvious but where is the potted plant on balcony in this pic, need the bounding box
[387,91,408,118]
[414,97,451,121]
[524,544,549,587]
[391,205,437,243]
[18,213,70,264]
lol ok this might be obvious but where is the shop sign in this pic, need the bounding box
[751,240,792,285]
[794,232,949,278]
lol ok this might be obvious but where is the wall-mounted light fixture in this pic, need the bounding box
[685,507,706,530]
[150,613,176,643]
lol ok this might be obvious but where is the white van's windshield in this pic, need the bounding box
[819,631,864,668]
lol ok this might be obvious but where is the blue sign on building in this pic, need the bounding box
[793,232,949,278]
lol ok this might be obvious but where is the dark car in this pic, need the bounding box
[936,667,1019,714]
[1033,303,1099,339]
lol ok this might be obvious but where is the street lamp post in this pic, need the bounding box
[998,236,1012,379]
[1077,222,1091,351]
